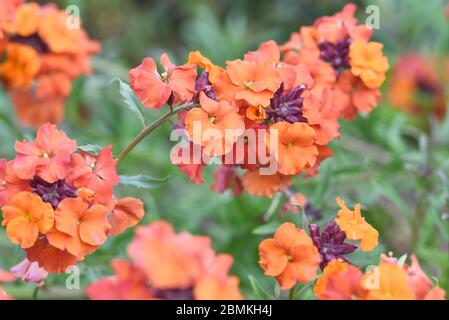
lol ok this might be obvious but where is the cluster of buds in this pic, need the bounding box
[86,221,242,300]
[258,198,446,300]
[0,123,145,275]
[129,3,389,199]
[0,0,100,127]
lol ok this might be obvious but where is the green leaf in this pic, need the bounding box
[248,275,274,300]
[78,144,103,155]
[274,282,281,298]
[119,174,170,189]
[111,78,147,128]
[252,221,281,236]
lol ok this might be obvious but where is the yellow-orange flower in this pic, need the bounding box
[1,191,54,248]
[335,197,378,251]
[361,262,414,300]
[349,41,389,89]
[188,51,224,83]
[0,43,40,89]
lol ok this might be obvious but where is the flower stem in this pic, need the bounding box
[116,101,196,167]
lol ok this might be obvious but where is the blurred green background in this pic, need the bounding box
[1,0,449,299]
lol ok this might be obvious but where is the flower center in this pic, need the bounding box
[243,81,253,89]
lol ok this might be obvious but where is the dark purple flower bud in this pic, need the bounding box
[304,203,323,221]
[266,82,308,123]
[309,221,358,270]
[151,288,195,300]
[318,38,351,74]
[193,71,216,100]
[29,176,78,209]
[9,34,49,54]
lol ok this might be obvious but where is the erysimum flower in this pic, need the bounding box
[259,222,321,290]
[129,53,197,109]
[215,59,280,107]
[1,123,145,275]
[13,123,77,183]
[46,197,110,259]
[349,41,389,89]
[360,262,415,300]
[335,197,378,251]
[188,51,224,83]
[185,92,245,156]
[314,260,364,300]
[242,170,292,198]
[1,191,54,248]
[0,43,40,89]
[405,255,446,300]
[87,220,242,300]
[267,122,318,175]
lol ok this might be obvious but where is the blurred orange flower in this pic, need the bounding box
[361,262,414,300]
[242,170,292,198]
[1,191,54,248]
[335,197,378,251]
[259,222,320,290]
[314,260,364,300]
[0,43,40,89]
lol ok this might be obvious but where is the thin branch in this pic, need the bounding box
[116,101,196,166]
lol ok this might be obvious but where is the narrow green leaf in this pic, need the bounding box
[248,275,274,300]
[252,221,281,236]
[111,78,147,127]
[78,144,103,155]
[119,174,170,189]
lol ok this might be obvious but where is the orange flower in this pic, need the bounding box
[335,197,378,251]
[2,2,39,36]
[349,41,389,89]
[242,170,292,198]
[0,159,31,206]
[361,262,414,300]
[1,191,54,248]
[406,255,446,300]
[0,43,40,89]
[194,254,243,300]
[302,86,340,145]
[86,260,152,300]
[185,92,245,156]
[246,105,266,122]
[37,9,84,54]
[215,59,280,107]
[26,238,77,274]
[314,260,365,300]
[128,221,215,290]
[68,146,119,205]
[188,51,224,83]
[46,197,110,259]
[13,123,77,183]
[333,71,381,120]
[259,222,320,290]
[267,122,318,175]
[10,90,65,127]
[129,54,197,109]
[110,197,145,236]
[170,140,205,184]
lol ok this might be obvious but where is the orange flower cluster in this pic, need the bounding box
[129,3,388,198]
[388,53,448,120]
[0,123,145,274]
[259,198,446,300]
[86,220,243,300]
[314,254,446,300]
[258,198,378,290]
[0,0,100,127]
